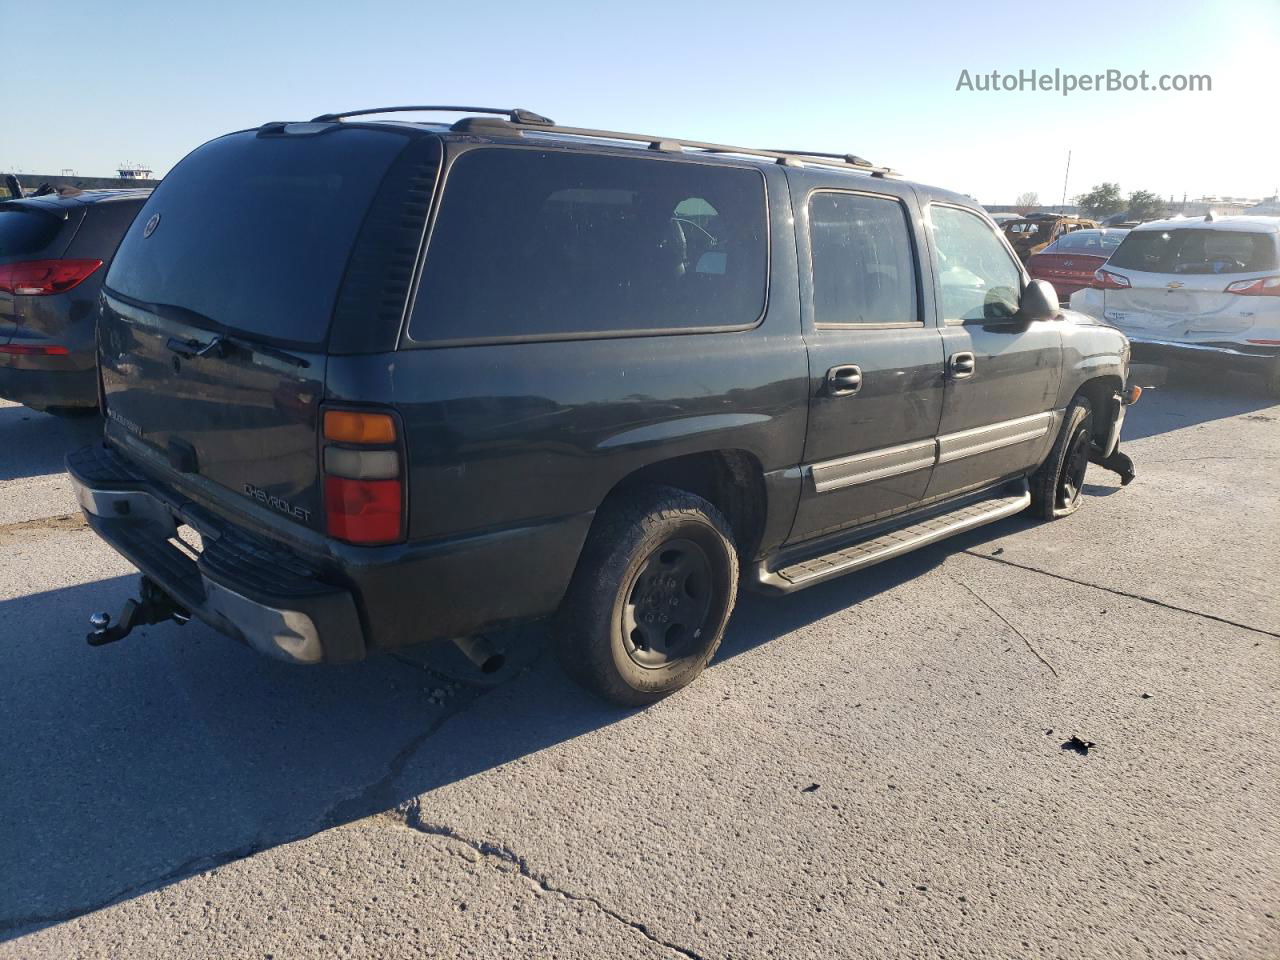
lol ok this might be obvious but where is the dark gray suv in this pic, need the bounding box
[68,107,1138,705]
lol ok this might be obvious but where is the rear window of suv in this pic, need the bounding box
[408,148,768,344]
[105,127,410,347]
[1108,228,1279,275]
[0,208,62,258]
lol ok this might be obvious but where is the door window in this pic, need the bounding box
[808,192,918,326]
[929,205,1023,322]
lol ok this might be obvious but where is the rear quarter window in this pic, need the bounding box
[408,148,768,343]
[0,209,63,259]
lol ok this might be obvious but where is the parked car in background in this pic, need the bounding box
[1026,228,1130,301]
[987,212,1022,225]
[1070,216,1280,397]
[68,107,1136,706]
[1003,213,1100,262]
[0,189,150,414]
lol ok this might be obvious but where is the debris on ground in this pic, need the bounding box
[1061,736,1096,756]
[801,783,820,793]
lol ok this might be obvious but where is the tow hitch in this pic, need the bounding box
[88,577,191,646]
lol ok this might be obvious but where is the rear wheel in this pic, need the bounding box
[1030,397,1093,519]
[555,486,738,706]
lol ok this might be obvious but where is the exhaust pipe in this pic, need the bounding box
[451,635,506,674]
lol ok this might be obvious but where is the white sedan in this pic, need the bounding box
[1070,215,1280,396]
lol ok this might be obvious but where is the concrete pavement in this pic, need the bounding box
[1,372,1276,958]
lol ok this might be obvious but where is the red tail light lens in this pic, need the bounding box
[321,406,404,545]
[324,476,403,544]
[1225,276,1280,297]
[1092,269,1131,290]
[0,344,70,356]
[0,259,103,296]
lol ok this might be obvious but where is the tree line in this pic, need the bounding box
[1010,185,1166,220]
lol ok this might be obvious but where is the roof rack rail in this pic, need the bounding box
[305,106,898,177]
[310,105,554,125]
[516,123,899,178]
[767,149,875,168]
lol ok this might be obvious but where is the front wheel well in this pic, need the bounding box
[604,450,767,562]
[1072,375,1123,446]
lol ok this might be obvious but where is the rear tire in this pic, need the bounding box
[1030,397,1093,520]
[555,485,738,707]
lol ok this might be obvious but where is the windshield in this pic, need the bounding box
[1107,228,1278,275]
[105,127,409,347]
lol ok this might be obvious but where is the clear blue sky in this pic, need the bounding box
[7,0,1276,204]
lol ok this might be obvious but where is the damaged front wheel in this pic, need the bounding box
[1030,397,1093,520]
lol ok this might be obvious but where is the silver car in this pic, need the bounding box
[1070,216,1280,396]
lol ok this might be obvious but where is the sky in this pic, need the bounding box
[6,0,1277,205]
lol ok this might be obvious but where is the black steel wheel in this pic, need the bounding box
[621,538,715,669]
[555,486,738,706]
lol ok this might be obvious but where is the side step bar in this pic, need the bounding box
[754,480,1030,593]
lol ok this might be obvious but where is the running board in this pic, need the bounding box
[755,480,1030,593]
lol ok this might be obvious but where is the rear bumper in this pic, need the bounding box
[0,364,97,410]
[67,443,365,664]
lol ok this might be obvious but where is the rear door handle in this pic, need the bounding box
[825,364,863,397]
[949,352,976,379]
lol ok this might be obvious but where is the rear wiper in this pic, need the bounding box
[164,333,310,368]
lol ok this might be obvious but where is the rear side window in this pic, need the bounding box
[106,128,410,347]
[808,192,918,326]
[1108,229,1279,275]
[0,209,62,258]
[409,149,768,343]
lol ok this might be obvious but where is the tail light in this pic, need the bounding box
[1092,269,1131,290]
[322,409,404,545]
[0,259,102,296]
[1225,276,1280,297]
[0,344,70,356]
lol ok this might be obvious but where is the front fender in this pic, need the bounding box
[1055,309,1129,409]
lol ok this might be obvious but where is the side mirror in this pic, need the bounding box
[1017,279,1059,321]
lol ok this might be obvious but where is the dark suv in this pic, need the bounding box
[1,189,149,413]
[68,107,1137,705]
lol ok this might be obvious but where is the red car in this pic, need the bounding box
[1026,228,1129,301]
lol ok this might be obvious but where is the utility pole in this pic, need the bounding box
[1060,150,1071,208]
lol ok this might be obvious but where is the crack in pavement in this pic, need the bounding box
[393,798,709,960]
[951,577,1059,678]
[964,550,1280,639]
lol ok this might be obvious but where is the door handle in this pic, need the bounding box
[949,352,976,379]
[825,364,863,397]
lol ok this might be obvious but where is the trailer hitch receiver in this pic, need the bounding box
[87,577,191,646]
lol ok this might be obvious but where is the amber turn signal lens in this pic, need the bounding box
[323,410,397,445]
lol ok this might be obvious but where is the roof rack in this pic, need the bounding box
[308,105,898,178]
[310,105,554,125]
[513,123,899,178]
[767,149,876,168]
